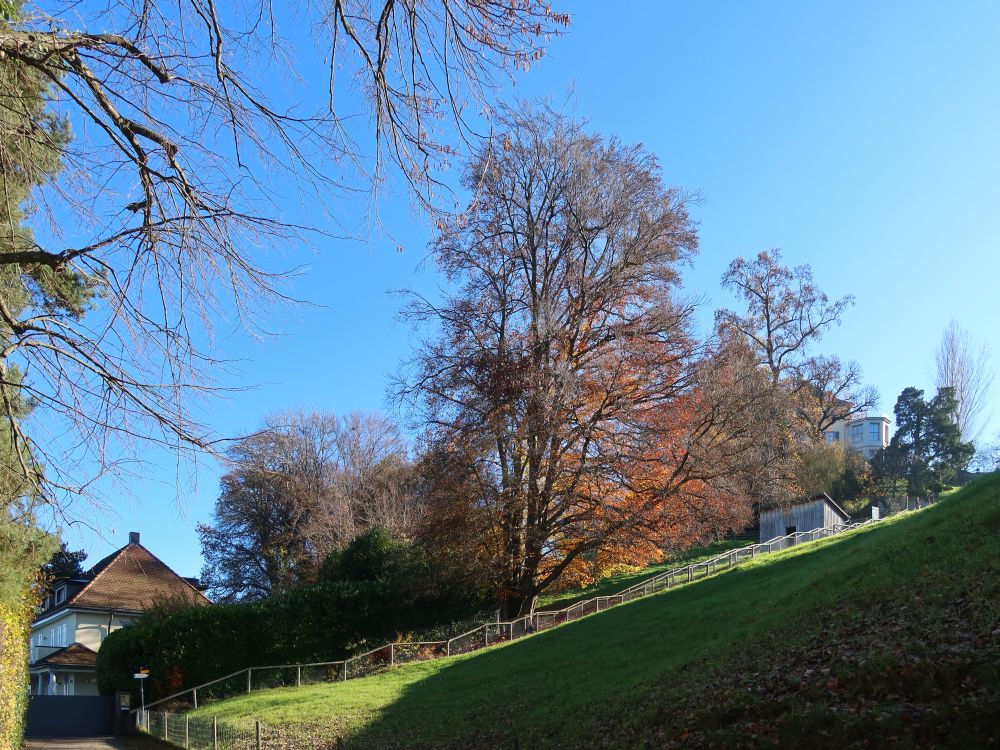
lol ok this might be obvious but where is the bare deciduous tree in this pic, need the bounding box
[716,250,853,386]
[716,250,877,436]
[198,410,416,602]
[304,411,418,553]
[0,0,568,502]
[797,355,879,438]
[935,320,993,445]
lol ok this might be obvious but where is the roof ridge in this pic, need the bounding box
[818,492,850,520]
[130,542,212,604]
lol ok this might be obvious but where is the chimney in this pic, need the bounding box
[128,531,140,545]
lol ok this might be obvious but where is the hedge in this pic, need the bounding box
[0,520,57,750]
[97,528,487,701]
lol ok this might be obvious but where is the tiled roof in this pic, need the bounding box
[67,543,211,612]
[35,643,97,667]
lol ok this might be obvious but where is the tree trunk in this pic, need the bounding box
[499,591,536,621]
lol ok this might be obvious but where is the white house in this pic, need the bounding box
[28,532,209,696]
[823,413,891,459]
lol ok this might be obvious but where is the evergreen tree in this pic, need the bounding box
[43,542,88,580]
[875,387,975,497]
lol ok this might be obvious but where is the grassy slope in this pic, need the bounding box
[191,477,1000,749]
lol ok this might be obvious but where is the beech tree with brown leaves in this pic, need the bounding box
[400,104,755,617]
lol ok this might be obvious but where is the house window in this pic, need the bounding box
[824,431,840,442]
[852,424,863,443]
[869,423,879,443]
[54,587,66,605]
[50,623,67,647]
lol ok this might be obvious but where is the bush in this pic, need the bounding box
[0,519,57,750]
[97,528,488,700]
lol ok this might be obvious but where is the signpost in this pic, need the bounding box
[134,668,149,713]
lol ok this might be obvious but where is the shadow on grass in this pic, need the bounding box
[342,493,980,749]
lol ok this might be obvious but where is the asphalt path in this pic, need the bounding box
[26,737,166,749]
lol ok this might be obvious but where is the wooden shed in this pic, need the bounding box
[759,493,850,545]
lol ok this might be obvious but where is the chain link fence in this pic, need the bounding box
[142,710,259,749]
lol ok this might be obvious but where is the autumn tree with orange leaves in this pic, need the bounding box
[399,104,757,617]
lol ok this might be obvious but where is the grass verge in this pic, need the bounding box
[188,476,1000,748]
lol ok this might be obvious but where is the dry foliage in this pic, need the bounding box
[402,104,757,616]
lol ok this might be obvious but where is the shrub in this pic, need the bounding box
[97,528,488,700]
[0,519,57,750]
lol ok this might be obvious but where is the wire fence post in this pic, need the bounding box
[255,719,262,750]
[184,714,189,749]
[390,643,394,666]
[247,668,252,694]
[193,687,198,709]
[213,716,218,750]
[297,665,301,687]
[163,712,168,741]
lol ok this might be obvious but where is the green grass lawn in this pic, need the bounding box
[188,477,1000,748]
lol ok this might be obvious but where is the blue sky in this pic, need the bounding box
[56,1,999,578]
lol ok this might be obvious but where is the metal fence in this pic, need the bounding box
[141,710,260,750]
[139,496,939,748]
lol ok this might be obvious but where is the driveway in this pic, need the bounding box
[27,737,169,749]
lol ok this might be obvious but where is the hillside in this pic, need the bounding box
[187,477,1000,749]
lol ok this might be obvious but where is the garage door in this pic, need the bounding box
[24,695,115,738]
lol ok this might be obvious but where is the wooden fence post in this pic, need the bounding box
[163,712,168,740]
[213,716,218,750]
[247,669,252,694]
[255,719,262,750]
[297,666,301,687]
[193,688,198,709]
